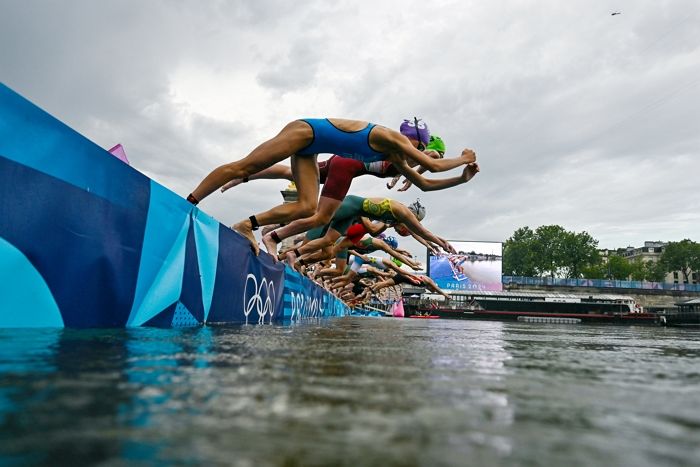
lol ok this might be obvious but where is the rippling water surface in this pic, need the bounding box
[1,318,699,466]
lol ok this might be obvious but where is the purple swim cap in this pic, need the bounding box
[399,117,430,146]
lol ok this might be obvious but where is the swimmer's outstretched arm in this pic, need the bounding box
[373,239,420,270]
[360,218,389,236]
[394,166,427,192]
[352,251,373,263]
[395,247,413,257]
[392,138,476,173]
[393,159,480,192]
[391,202,456,254]
[400,230,439,256]
[365,265,393,279]
[380,259,408,275]
[388,148,441,190]
[396,151,447,191]
[422,276,450,299]
[370,277,397,293]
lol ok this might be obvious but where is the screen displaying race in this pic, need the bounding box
[428,241,503,292]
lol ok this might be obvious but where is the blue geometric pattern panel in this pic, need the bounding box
[0,83,348,328]
[171,302,200,328]
[283,266,348,321]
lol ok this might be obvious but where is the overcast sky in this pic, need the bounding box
[2,0,698,262]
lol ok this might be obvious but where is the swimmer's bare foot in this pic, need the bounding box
[261,233,279,261]
[276,246,292,262]
[220,179,243,193]
[232,220,259,255]
[283,250,296,265]
[292,258,305,274]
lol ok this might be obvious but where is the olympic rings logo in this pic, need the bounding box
[244,273,276,324]
[289,292,324,321]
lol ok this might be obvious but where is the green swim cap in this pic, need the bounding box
[426,135,445,155]
[391,258,403,267]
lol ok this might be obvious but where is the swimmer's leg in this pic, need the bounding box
[189,120,310,203]
[220,164,293,193]
[262,155,359,247]
[263,196,341,255]
[258,155,320,257]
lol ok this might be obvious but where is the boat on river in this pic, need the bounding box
[662,298,700,327]
[413,291,659,325]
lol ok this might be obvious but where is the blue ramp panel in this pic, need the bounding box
[0,83,348,328]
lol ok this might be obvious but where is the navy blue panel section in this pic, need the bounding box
[207,229,285,324]
[180,221,205,323]
[247,250,285,323]
[143,302,177,328]
[0,156,149,327]
[207,231,250,323]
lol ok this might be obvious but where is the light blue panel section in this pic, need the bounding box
[192,210,219,322]
[130,182,192,318]
[171,302,200,328]
[0,237,64,328]
[127,215,190,327]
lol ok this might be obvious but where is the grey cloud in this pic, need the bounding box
[256,41,323,92]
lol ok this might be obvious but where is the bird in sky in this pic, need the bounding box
[611,12,622,16]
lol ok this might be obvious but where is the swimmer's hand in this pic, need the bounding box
[386,175,401,190]
[461,163,480,182]
[398,179,413,192]
[460,149,477,164]
[426,243,440,256]
[438,237,457,254]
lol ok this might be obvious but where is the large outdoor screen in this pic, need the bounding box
[428,241,503,292]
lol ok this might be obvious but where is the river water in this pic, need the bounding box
[0,317,699,466]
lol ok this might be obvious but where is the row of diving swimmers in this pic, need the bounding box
[186,117,479,303]
[271,194,450,303]
[266,210,452,305]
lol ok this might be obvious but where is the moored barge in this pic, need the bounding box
[414,291,659,325]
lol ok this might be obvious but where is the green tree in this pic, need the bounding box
[628,259,667,282]
[560,231,600,278]
[644,260,667,282]
[505,225,604,278]
[581,263,607,279]
[532,225,567,278]
[607,255,633,280]
[503,227,537,276]
[660,239,700,282]
[629,258,647,281]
